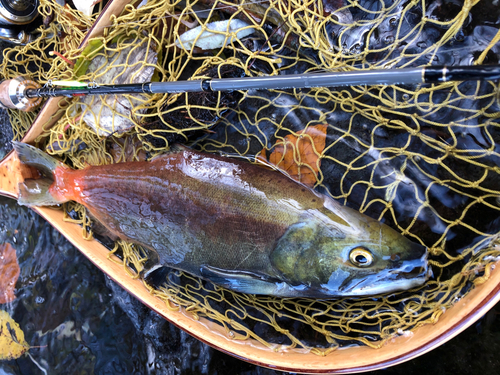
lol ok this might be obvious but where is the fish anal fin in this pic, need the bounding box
[84,209,163,276]
[143,265,171,289]
[84,209,120,245]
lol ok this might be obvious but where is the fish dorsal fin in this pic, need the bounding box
[214,151,314,191]
[253,154,317,192]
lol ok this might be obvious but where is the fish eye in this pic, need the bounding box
[349,247,374,267]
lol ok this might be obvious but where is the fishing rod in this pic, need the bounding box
[1,64,499,112]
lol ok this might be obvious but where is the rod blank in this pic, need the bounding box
[20,64,500,101]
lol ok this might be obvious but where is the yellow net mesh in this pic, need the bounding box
[3,0,500,352]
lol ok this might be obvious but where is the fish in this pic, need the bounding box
[13,141,430,298]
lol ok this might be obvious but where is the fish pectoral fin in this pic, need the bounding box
[200,265,282,295]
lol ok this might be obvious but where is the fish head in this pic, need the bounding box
[270,197,430,297]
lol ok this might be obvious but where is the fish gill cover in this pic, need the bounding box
[1,0,500,352]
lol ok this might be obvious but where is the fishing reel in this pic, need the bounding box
[0,0,40,44]
[0,76,41,111]
[0,0,38,25]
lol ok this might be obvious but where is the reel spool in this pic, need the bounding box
[0,0,38,25]
[0,76,42,111]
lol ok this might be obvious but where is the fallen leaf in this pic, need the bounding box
[73,0,100,17]
[258,124,328,187]
[73,39,105,77]
[0,310,29,360]
[108,135,147,163]
[0,243,20,304]
[175,20,255,50]
[78,39,158,136]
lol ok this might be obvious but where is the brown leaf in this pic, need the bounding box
[0,243,20,304]
[108,135,147,163]
[258,124,328,187]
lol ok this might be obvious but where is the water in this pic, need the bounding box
[0,109,13,161]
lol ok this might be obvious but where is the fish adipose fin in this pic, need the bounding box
[200,265,284,295]
[169,144,189,152]
[12,141,68,207]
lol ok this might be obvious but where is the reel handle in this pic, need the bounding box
[0,76,41,111]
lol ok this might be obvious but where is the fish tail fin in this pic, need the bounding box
[17,178,66,206]
[12,141,69,206]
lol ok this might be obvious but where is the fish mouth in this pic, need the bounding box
[343,250,431,297]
